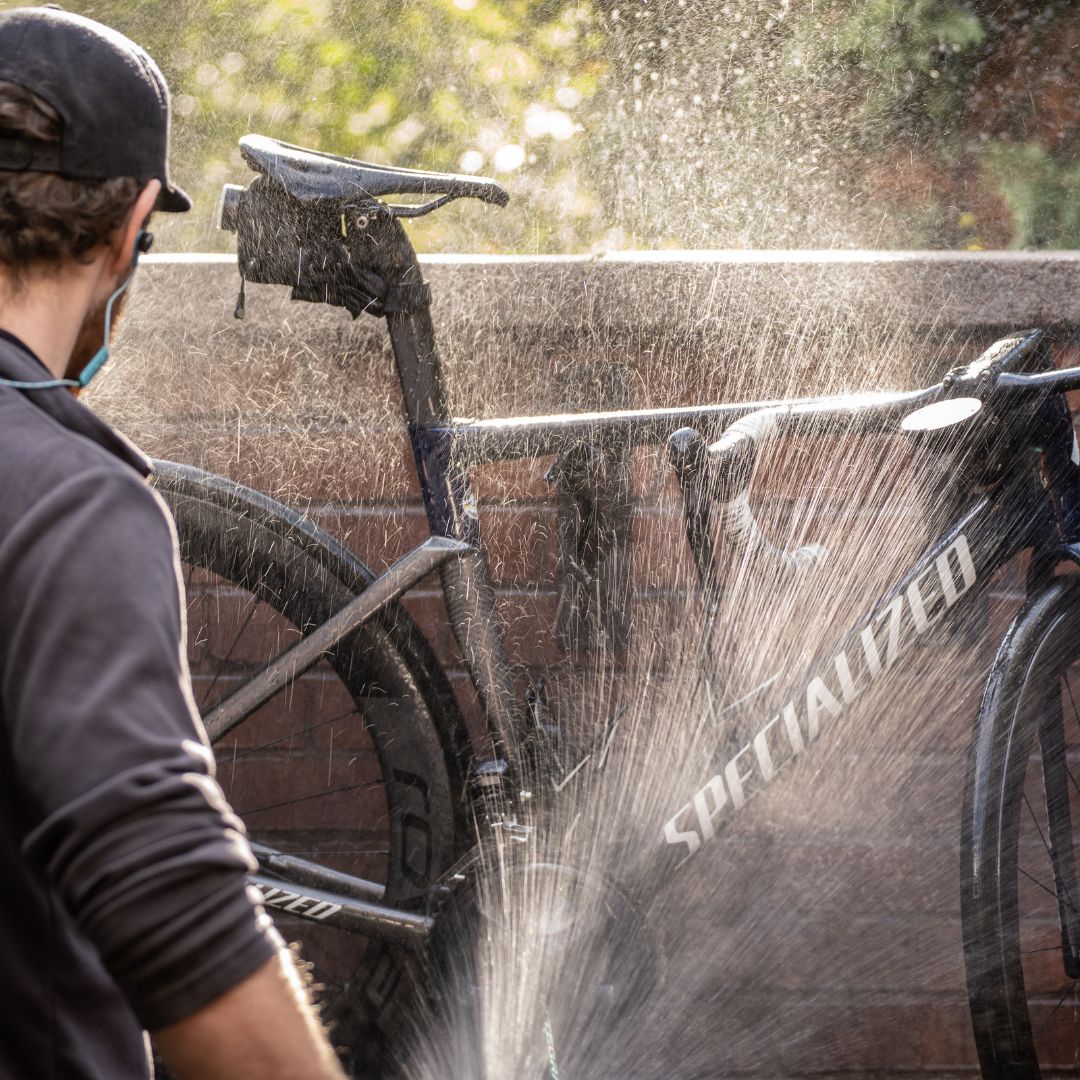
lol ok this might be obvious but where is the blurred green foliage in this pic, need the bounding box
[590,0,1080,250]
[802,0,1080,249]
[20,0,608,253]
[821,0,986,134]
[3,0,1080,250]
[985,143,1080,250]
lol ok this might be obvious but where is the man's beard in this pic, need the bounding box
[64,283,130,386]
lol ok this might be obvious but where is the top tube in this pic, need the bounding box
[444,389,935,464]
[447,344,1080,467]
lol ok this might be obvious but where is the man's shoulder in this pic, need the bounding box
[0,388,158,527]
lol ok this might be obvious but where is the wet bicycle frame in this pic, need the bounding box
[172,135,1080,1075]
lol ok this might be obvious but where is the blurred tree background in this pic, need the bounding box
[5,0,1080,252]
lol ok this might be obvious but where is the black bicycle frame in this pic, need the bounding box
[236,202,1080,952]
[247,390,1080,941]
[661,488,1013,866]
[371,211,814,772]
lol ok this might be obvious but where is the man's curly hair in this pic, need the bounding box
[0,80,141,279]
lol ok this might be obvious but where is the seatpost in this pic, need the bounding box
[355,213,450,428]
[356,212,524,780]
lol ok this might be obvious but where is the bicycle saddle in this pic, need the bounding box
[239,133,509,207]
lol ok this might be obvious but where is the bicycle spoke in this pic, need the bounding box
[275,848,390,858]
[195,592,264,711]
[233,778,383,819]
[1064,672,1079,724]
[220,704,363,760]
[1066,765,1080,802]
[1034,982,1077,1039]
[1022,943,1080,957]
[1023,792,1080,918]
[1062,676,1080,802]
[1020,865,1079,913]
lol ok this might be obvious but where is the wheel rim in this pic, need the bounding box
[162,485,460,1069]
[1012,630,1080,1074]
[184,559,392,994]
[969,595,1080,1079]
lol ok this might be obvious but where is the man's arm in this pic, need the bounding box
[154,953,348,1080]
[1,465,349,1073]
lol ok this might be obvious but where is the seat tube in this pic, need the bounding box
[410,422,522,757]
[381,267,523,762]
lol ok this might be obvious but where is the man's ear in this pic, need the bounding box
[107,179,162,277]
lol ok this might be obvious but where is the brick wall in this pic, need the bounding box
[96,253,1080,1074]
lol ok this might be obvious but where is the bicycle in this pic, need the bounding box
[150,133,1080,1078]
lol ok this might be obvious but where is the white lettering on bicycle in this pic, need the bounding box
[878,592,905,669]
[257,884,342,921]
[662,534,977,862]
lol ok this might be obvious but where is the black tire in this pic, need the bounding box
[156,469,467,1075]
[962,574,1080,1079]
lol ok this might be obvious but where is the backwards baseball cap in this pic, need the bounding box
[0,6,190,212]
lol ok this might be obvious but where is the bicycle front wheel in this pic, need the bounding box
[158,473,465,1074]
[963,573,1080,1078]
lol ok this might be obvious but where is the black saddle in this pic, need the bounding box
[239,133,509,207]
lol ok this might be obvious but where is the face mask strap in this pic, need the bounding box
[0,228,152,392]
[74,268,135,387]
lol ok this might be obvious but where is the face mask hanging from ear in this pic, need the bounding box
[0,229,154,391]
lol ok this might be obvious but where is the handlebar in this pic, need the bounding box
[699,328,1080,579]
[997,366,1080,396]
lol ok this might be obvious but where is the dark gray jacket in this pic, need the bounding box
[0,332,278,1078]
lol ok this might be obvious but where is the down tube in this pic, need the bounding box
[412,424,523,768]
[657,489,1024,880]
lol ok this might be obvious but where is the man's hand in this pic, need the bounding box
[152,949,350,1080]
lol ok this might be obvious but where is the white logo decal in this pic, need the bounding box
[662,534,977,862]
[257,884,342,921]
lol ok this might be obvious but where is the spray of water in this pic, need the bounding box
[394,314,999,1077]
[90,248,1013,1075]
[84,2,1054,1070]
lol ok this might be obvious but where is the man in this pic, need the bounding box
[0,8,350,1079]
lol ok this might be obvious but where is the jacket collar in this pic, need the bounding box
[0,330,152,479]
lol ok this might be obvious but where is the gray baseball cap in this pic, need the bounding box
[0,6,191,212]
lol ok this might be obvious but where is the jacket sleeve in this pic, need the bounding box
[0,465,279,1030]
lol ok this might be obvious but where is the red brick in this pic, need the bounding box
[311,505,430,573]
[186,592,302,670]
[472,454,555,502]
[313,496,557,587]
[497,590,563,667]
[478,506,558,587]
[629,445,674,501]
[631,506,712,590]
[181,430,422,505]
[199,676,313,746]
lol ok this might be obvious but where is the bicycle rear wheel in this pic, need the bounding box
[158,473,465,1074]
[963,574,1080,1078]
